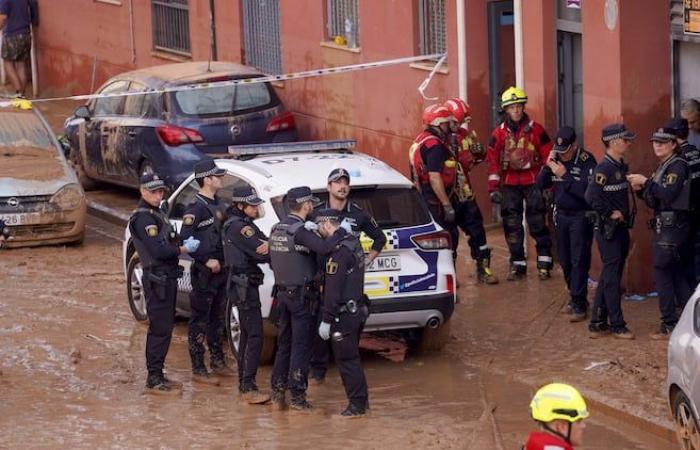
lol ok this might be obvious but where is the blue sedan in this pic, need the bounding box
[64,61,298,190]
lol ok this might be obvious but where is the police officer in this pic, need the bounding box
[669,117,700,289]
[222,186,271,404]
[0,219,9,248]
[536,127,597,322]
[180,159,232,385]
[628,125,692,339]
[269,186,343,411]
[316,209,369,418]
[128,172,200,394]
[584,124,636,340]
[309,168,386,384]
[444,97,499,284]
[487,87,554,280]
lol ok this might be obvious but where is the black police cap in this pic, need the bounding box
[287,186,320,205]
[665,118,689,139]
[140,172,166,191]
[553,126,577,152]
[194,158,226,179]
[650,127,677,143]
[601,123,636,142]
[231,185,264,206]
[314,208,343,224]
[328,168,351,183]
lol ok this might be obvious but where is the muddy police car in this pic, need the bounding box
[123,140,456,362]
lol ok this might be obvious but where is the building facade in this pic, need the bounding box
[33,0,700,291]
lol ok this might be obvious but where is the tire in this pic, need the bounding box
[673,390,700,450]
[414,320,452,353]
[69,146,99,191]
[225,296,277,365]
[126,253,148,322]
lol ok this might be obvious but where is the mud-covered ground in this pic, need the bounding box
[0,214,678,449]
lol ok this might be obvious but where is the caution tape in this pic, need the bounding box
[0,53,446,108]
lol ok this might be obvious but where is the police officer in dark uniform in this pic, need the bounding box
[309,168,385,384]
[222,185,271,404]
[537,127,597,322]
[628,125,692,339]
[669,117,700,289]
[128,173,200,394]
[316,209,369,418]
[180,159,232,385]
[0,219,9,248]
[585,124,636,340]
[268,186,343,411]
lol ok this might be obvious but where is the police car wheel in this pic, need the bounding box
[413,320,451,353]
[673,391,700,450]
[225,300,241,360]
[126,253,148,322]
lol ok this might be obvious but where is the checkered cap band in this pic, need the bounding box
[231,194,262,204]
[195,167,226,179]
[141,179,165,190]
[602,131,634,142]
[652,132,675,141]
[295,194,314,203]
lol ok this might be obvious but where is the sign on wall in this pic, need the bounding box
[567,0,581,8]
[686,0,700,34]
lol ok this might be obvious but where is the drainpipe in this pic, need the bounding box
[456,0,467,101]
[209,0,218,62]
[514,0,524,87]
[128,0,136,64]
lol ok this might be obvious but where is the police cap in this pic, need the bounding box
[140,172,166,191]
[601,123,636,143]
[665,118,689,140]
[287,186,320,206]
[314,208,342,224]
[650,127,677,143]
[194,158,226,179]
[328,168,351,184]
[231,185,264,206]
[553,126,577,152]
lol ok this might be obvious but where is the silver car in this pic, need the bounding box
[667,285,700,450]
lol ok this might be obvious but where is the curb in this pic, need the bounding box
[87,200,129,227]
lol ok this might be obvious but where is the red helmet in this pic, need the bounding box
[444,98,471,123]
[422,105,453,127]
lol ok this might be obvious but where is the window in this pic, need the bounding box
[694,298,700,336]
[93,80,130,116]
[327,0,359,48]
[124,83,162,118]
[151,0,191,56]
[419,0,446,59]
[242,0,283,75]
[0,111,54,148]
[171,80,274,118]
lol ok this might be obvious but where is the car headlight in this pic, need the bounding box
[50,183,84,210]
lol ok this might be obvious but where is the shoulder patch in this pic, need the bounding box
[666,173,678,185]
[595,173,607,185]
[580,152,589,161]
[145,224,158,237]
[241,225,255,238]
[183,214,195,226]
[326,257,338,275]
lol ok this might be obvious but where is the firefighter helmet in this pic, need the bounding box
[501,86,528,108]
[422,104,453,127]
[530,383,589,424]
[444,98,471,123]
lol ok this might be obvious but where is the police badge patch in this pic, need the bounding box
[146,225,158,237]
[326,258,338,275]
[666,173,678,185]
[241,226,255,238]
[183,214,195,226]
[595,173,607,185]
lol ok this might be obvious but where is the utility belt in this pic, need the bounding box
[275,282,321,313]
[144,265,183,298]
[556,208,590,217]
[338,294,371,316]
[649,211,688,234]
[590,212,634,240]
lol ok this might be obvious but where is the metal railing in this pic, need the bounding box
[419,0,446,59]
[151,0,191,56]
[327,0,360,48]
[242,0,283,75]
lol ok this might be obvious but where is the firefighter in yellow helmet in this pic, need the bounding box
[523,383,589,450]
[487,86,554,281]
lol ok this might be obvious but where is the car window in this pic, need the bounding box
[169,174,264,220]
[270,187,431,228]
[172,81,274,117]
[124,82,161,119]
[93,80,130,116]
[0,111,54,149]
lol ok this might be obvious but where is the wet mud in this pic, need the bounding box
[0,215,679,449]
[0,146,65,181]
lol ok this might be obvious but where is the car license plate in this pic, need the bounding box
[0,213,37,226]
[367,255,401,272]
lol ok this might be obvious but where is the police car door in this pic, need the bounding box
[167,177,199,310]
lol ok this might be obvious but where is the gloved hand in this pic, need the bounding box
[304,221,319,231]
[183,236,200,253]
[469,142,485,156]
[490,191,503,204]
[318,321,331,341]
[443,204,456,224]
[340,218,353,234]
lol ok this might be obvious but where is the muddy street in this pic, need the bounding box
[0,215,677,449]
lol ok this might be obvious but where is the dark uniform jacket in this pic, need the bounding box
[537,147,596,211]
[322,230,365,323]
[639,154,690,213]
[129,200,180,268]
[585,154,631,223]
[681,142,700,217]
[180,193,226,265]
[223,208,270,275]
[320,200,386,253]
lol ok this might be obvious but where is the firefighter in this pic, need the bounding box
[628,125,692,339]
[487,87,554,281]
[522,383,589,450]
[443,97,498,284]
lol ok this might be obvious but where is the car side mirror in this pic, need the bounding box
[74,105,91,120]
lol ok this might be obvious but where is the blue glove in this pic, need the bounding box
[340,218,353,234]
[183,236,200,253]
[304,221,319,231]
[318,321,331,340]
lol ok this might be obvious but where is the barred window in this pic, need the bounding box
[242,0,283,74]
[151,0,191,56]
[327,0,360,48]
[419,0,447,59]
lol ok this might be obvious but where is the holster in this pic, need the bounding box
[227,273,249,307]
[585,211,599,228]
[602,219,618,241]
[147,272,168,299]
[305,282,321,315]
[192,262,213,291]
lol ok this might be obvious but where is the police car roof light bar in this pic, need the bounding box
[227,140,356,159]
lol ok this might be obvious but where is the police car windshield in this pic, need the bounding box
[271,187,432,228]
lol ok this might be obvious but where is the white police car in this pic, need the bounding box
[123,140,456,362]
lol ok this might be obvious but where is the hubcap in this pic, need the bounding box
[130,263,146,317]
[228,305,241,354]
[676,401,700,450]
